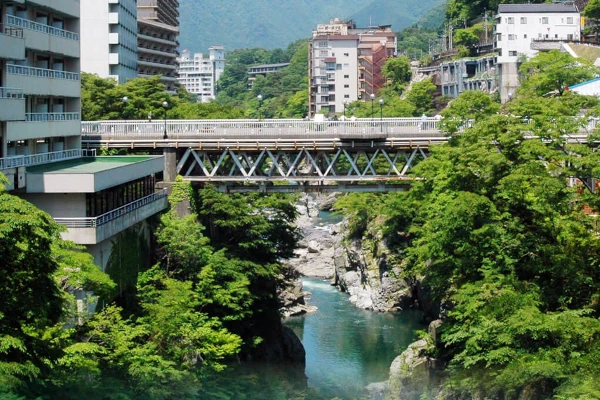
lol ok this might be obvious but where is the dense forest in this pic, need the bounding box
[333,50,600,398]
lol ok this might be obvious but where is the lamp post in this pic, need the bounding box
[507,92,513,102]
[370,93,375,118]
[162,101,168,140]
[257,94,263,120]
[343,99,348,119]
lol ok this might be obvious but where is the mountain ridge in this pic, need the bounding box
[179,0,445,53]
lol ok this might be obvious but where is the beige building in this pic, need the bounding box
[137,0,179,92]
[309,18,396,116]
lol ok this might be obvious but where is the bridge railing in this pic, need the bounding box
[81,118,444,139]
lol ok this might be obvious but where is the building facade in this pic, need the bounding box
[137,0,179,92]
[248,62,290,88]
[309,18,396,116]
[440,55,498,98]
[80,0,138,83]
[1,0,82,182]
[0,1,168,273]
[177,46,225,102]
[494,3,581,101]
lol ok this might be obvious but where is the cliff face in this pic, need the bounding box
[333,225,415,312]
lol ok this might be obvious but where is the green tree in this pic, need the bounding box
[382,56,412,91]
[584,0,600,38]
[405,78,437,116]
[519,50,597,97]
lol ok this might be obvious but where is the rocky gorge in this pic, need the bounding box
[279,193,443,400]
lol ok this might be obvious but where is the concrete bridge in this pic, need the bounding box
[81,118,597,192]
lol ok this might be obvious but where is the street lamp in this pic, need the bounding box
[379,98,384,121]
[162,101,168,139]
[257,94,263,120]
[507,92,513,102]
[370,93,375,118]
[343,99,348,119]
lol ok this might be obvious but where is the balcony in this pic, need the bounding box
[28,0,80,18]
[55,190,169,245]
[7,113,80,141]
[6,65,80,97]
[6,15,79,58]
[0,149,82,170]
[0,24,25,60]
[0,87,25,121]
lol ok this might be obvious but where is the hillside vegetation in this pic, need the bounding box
[179,0,445,51]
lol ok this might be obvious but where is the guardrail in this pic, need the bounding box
[26,112,80,122]
[7,64,80,80]
[1,23,23,38]
[81,118,444,138]
[0,87,24,99]
[54,189,168,228]
[0,148,81,170]
[6,15,79,40]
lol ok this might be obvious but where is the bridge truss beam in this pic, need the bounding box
[176,147,429,185]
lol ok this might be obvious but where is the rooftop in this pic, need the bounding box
[27,156,155,174]
[498,4,579,13]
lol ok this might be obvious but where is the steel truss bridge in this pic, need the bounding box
[81,118,597,192]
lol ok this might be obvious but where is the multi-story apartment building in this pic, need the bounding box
[440,55,498,98]
[80,0,138,83]
[0,1,168,271]
[494,3,581,101]
[309,18,396,116]
[177,46,225,102]
[137,0,179,92]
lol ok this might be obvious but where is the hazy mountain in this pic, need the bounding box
[179,0,446,53]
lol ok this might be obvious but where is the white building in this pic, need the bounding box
[495,3,581,102]
[177,47,225,102]
[0,1,168,272]
[80,0,138,83]
[309,19,396,116]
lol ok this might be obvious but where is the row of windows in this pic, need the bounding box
[505,16,574,25]
[499,32,575,41]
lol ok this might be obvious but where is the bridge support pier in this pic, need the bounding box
[163,147,177,183]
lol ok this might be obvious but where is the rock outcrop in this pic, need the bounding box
[334,226,415,312]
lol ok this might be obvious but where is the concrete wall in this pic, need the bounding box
[29,0,80,18]
[331,40,358,112]
[0,33,25,60]
[5,72,80,98]
[60,195,168,245]
[22,192,86,217]
[0,98,25,121]
[24,28,80,59]
[87,238,113,271]
[6,120,80,142]
[81,1,110,78]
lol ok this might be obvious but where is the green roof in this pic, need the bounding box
[27,156,156,174]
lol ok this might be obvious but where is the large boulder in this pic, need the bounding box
[387,339,436,400]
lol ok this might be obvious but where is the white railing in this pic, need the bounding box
[0,87,24,99]
[6,15,79,41]
[26,112,80,122]
[0,149,81,170]
[80,117,600,141]
[80,118,444,138]
[7,64,80,80]
[54,189,168,228]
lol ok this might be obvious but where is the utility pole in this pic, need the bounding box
[449,19,453,51]
[484,9,488,42]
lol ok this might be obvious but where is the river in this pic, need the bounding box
[284,278,424,399]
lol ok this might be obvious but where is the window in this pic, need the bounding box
[567,17,573,24]
[344,74,349,78]
[344,94,350,98]
[318,41,327,47]
[541,17,548,24]
[520,17,527,24]
[508,34,516,40]
[336,64,342,70]
[524,34,527,39]
[344,52,349,56]
[497,33,502,41]
[344,84,349,88]
[507,17,514,24]
[509,51,517,56]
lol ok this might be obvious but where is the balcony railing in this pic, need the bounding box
[7,64,80,80]
[1,23,23,38]
[0,148,81,170]
[0,87,24,99]
[6,15,79,41]
[54,189,169,228]
[26,112,80,122]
